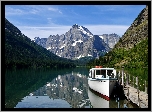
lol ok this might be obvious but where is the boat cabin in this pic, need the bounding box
[89,68,116,79]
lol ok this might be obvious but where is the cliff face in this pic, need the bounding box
[114,6,148,50]
[99,33,120,48]
[88,6,148,68]
[5,18,76,69]
[34,24,111,60]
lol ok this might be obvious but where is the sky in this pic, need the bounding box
[5,5,146,40]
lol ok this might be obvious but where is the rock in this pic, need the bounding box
[114,6,148,50]
[34,25,113,60]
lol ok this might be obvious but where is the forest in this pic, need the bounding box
[87,38,148,68]
[5,18,76,69]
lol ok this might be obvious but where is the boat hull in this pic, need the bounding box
[88,78,117,99]
[88,88,109,108]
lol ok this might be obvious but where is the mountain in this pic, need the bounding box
[98,33,120,48]
[87,6,148,68]
[33,37,47,48]
[34,24,111,60]
[5,18,76,69]
[114,6,148,49]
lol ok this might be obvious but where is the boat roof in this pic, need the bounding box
[90,68,115,70]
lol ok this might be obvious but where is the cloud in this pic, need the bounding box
[5,5,63,16]
[48,7,62,14]
[17,24,129,40]
[5,6,40,16]
[48,7,57,11]
[85,25,129,37]
[5,6,25,15]
[30,9,39,14]
[17,25,72,39]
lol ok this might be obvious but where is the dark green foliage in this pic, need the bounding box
[5,18,76,69]
[5,68,73,108]
[87,38,148,68]
[74,56,94,66]
[124,68,148,92]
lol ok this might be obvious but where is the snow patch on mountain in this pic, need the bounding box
[47,47,51,50]
[99,35,103,39]
[72,40,83,46]
[60,44,66,49]
[78,26,93,38]
[77,54,85,59]
[34,24,111,60]
[87,54,93,57]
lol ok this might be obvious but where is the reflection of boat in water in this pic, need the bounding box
[88,66,117,100]
[88,88,109,108]
[88,88,122,108]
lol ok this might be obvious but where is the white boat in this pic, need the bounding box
[88,88,109,108]
[88,88,121,108]
[88,66,117,100]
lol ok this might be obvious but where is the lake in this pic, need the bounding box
[5,67,147,108]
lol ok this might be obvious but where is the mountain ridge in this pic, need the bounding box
[87,5,148,68]
[5,18,76,69]
[114,5,148,50]
[99,33,120,48]
[34,24,120,60]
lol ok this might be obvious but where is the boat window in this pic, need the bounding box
[107,70,114,77]
[95,70,106,78]
[96,70,101,75]
[101,70,106,78]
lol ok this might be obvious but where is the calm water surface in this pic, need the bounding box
[5,67,146,108]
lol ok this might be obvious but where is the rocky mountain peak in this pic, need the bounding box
[33,37,47,48]
[71,24,93,37]
[99,33,120,48]
[114,6,148,49]
[72,24,79,29]
[34,25,111,60]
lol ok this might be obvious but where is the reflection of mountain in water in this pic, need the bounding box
[31,71,91,108]
[14,67,136,108]
[15,96,71,108]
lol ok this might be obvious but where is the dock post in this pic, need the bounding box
[119,71,121,85]
[121,66,124,89]
[126,73,128,85]
[137,76,141,108]
[145,80,147,93]
[119,71,121,80]
[124,73,126,85]
[133,76,134,87]
[117,97,120,108]
[128,87,129,101]
[136,76,138,87]
[129,74,130,85]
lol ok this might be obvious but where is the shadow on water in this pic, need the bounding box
[5,68,72,108]
[5,67,141,108]
[112,82,140,108]
[111,81,126,100]
[13,67,90,108]
[5,67,89,108]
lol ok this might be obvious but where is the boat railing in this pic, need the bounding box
[95,75,104,79]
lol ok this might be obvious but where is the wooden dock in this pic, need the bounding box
[117,67,148,108]
[123,85,148,108]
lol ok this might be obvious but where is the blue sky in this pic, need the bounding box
[5,5,146,40]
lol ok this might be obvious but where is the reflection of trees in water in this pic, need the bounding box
[33,72,90,108]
